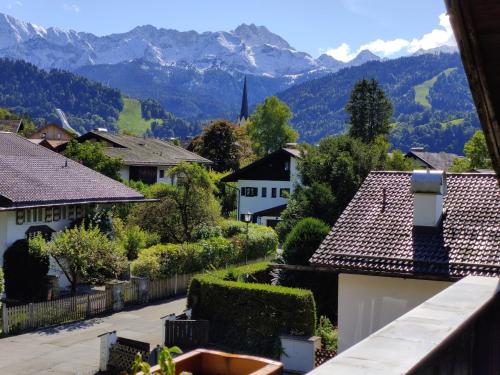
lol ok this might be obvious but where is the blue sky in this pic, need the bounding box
[1,0,454,59]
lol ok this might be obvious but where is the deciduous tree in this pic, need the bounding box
[63,140,123,180]
[248,96,298,156]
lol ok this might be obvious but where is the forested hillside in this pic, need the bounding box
[278,53,479,153]
[0,59,124,134]
[0,59,189,137]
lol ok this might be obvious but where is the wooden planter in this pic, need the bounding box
[145,349,283,375]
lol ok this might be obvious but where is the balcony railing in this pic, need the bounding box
[308,275,500,374]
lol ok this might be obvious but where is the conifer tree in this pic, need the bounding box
[346,78,393,143]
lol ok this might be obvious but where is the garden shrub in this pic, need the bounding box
[3,239,49,301]
[131,223,278,279]
[113,219,160,260]
[191,225,223,241]
[187,263,316,358]
[283,217,330,265]
[316,316,338,352]
[220,220,246,237]
[236,225,279,259]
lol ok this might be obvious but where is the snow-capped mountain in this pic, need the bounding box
[0,12,382,78]
[0,13,326,77]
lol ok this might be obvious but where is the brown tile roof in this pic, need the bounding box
[74,131,212,166]
[0,132,144,209]
[0,119,22,133]
[310,171,500,279]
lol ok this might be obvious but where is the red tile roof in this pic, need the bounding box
[310,171,500,279]
[0,132,144,209]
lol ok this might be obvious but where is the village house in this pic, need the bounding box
[29,123,75,151]
[405,146,462,170]
[0,132,146,289]
[221,145,302,227]
[309,169,499,352]
[59,130,212,184]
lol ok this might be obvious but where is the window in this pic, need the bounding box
[16,209,25,225]
[241,187,258,197]
[280,188,290,198]
[262,187,267,197]
[271,188,277,198]
[159,169,165,179]
[284,161,290,171]
[53,207,61,221]
[45,207,53,222]
[75,205,82,219]
[57,133,62,140]
[68,205,75,220]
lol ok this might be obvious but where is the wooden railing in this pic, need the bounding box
[164,319,210,349]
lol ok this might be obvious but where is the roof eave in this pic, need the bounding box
[0,197,156,211]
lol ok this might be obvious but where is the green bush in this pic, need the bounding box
[3,239,49,301]
[114,221,160,260]
[131,222,278,280]
[131,238,241,279]
[316,316,338,351]
[220,220,246,237]
[188,264,316,358]
[231,226,279,260]
[191,225,223,241]
[283,218,330,265]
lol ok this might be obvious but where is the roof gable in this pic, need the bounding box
[0,132,144,208]
[221,148,301,182]
[310,171,500,279]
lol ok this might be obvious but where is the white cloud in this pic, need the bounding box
[323,13,456,62]
[407,13,455,52]
[62,3,80,13]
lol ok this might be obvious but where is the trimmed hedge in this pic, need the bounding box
[187,263,316,358]
[131,221,278,279]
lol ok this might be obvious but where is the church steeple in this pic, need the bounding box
[238,76,249,125]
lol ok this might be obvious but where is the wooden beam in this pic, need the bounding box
[446,0,500,179]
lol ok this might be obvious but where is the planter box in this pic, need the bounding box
[145,348,282,375]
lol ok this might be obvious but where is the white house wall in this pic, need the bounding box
[338,273,452,352]
[237,179,291,219]
[0,206,87,289]
[120,165,176,184]
[119,166,130,181]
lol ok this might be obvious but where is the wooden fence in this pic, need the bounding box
[1,272,196,335]
[164,319,209,349]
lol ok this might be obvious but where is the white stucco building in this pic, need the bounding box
[221,145,302,227]
[310,170,499,352]
[0,132,145,293]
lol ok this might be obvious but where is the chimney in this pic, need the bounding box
[411,169,447,227]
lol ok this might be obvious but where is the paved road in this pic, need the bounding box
[0,297,187,375]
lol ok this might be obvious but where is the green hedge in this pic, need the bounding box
[131,221,278,279]
[0,266,4,295]
[187,263,316,358]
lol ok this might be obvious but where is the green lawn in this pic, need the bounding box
[117,97,162,136]
[414,68,457,109]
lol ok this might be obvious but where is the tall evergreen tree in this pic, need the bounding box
[345,78,393,143]
[248,96,298,156]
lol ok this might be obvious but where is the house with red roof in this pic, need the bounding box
[310,169,499,352]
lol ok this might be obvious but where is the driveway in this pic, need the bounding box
[0,297,187,375]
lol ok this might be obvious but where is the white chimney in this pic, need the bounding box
[411,169,447,227]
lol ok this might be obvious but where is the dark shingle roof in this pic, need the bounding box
[75,131,211,166]
[310,171,500,279]
[0,132,144,209]
[406,150,461,170]
[0,119,23,133]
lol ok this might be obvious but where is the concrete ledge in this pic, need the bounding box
[308,276,500,375]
